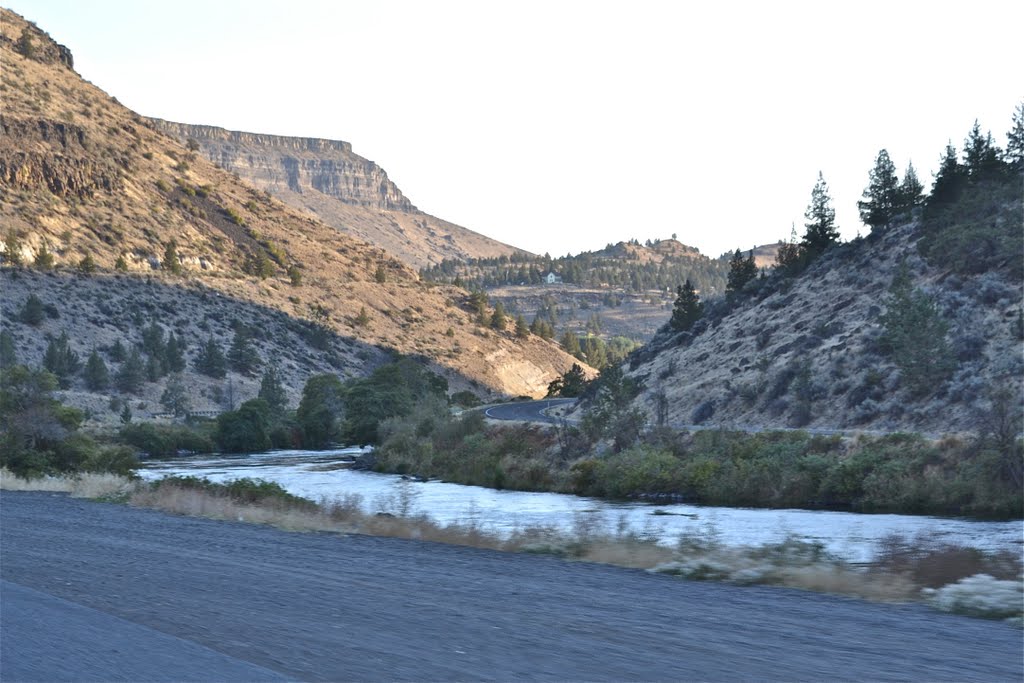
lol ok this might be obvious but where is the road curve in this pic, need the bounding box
[484,398,577,424]
[2,491,1021,682]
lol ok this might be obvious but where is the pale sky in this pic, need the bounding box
[7,1,1021,258]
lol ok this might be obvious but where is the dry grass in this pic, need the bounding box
[4,470,1019,618]
[0,468,136,499]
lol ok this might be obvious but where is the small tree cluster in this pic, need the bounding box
[725,249,757,298]
[669,280,703,332]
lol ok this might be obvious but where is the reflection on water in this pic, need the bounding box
[140,448,1023,562]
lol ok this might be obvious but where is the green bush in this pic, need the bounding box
[119,422,214,457]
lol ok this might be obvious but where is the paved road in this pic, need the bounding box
[2,491,1021,682]
[484,398,577,424]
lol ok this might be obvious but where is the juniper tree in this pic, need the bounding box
[160,374,191,417]
[164,332,186,373]
[78,254,97,274]
[109,339,127,363]
[34,243,54,270]
[489,302,508,331]
[726,249,758,297]
[163,240,182,275]
[0,330,15,368]
[801,172,840,257]
[858,150,900,233]
[19,294,44,326]
[927,142,967,211]
[83,349,110,391]
[116,348,146,394]
[670,279,703,332]
[962,120,1003,181]
[258,366,288,416]
[515,314,529,339]
[43,331,81,388]
[3,229,22,266]
[560,330,582,359]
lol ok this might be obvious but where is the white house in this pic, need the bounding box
[544,272,562,284]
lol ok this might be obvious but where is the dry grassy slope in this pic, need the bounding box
[623,221,1023,435]
[149,118,525,271]
[0,8,585,402]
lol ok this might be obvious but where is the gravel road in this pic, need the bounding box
[2,491,1021,682]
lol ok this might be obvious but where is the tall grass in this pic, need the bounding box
[0,468,135,499]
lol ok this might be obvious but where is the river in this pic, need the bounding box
[139,448,1023,563]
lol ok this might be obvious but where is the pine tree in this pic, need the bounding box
[515,314,529,338]
[114,254,128,272]
[962,120,1003,181]
[0,330,16,368]
[926,142,967,212]
[897,161,925,213]
[227,330,261,376]
[670,280,703,332]
[116,348,146,394]
[490,302,507,331]
[287,264,302,286]
[83,349,110,390]
[1007,101,1024,171]
[164,332,186,373]
[726,249,757,297]
[160,374,191,417]
[374,265,387,283]
[258,366,288,416]
[858,149,900,233]
[560,330,582,359]
[194,338,227,378]
[141,322,166,360]
[801,172,839,257]
[120,403,133,424]
[354,306,371,327]
[43,331,81,388]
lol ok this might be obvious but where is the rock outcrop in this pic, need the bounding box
[149,119,416,212]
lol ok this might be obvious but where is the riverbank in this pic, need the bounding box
[3,468,1020,622]
[372,409,1024,519]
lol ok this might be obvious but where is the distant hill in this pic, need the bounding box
[149,119,524,270]
[0,8,586,423]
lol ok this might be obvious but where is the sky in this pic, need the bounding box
[7,1,1022,258]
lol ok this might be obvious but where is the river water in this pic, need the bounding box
[139,448,1023,562]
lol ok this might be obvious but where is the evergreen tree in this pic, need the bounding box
[514,314,529,339]
[120,403,132,424]
[581,335,608,370]
[3,229,22,266]
[83,349,110,391]
[354,306,371,327]
[258,366,288,416]
[78,254,97,274]
[0,330,15,368]
[1007,101,1024,171]
[34,243,54,270]
[897,161,925,213]
[43,331,81,388]
[109,339,127,363]
[490,302,508,331]
[726,249,758,297]
[114,254,129,272]
[287,264,302,286]
[560,330,582,358]
[163,332,186,373]
[141,322,166,360]
[858,149,901,233]
[160,374,191,417]
[962,120,1003,181]
[801,172,839,256]
[163,240,182,275]
[774,226,805,276]
[227,330,262,376]
[880,265,955,396]
[145,353,162,382]
[926,142,967,214]
[546,363,588,397]
[194,337,227,379]
[19,294,45,326]
[374,265,387,283]
[116,348,146,394]
[670,280,703,332]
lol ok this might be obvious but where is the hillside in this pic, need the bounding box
[149,119,523,270]
[618,173,1023,435]
[0,8,586,416]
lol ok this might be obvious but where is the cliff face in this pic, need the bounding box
[149,119,416,212]
[149,119,523,269]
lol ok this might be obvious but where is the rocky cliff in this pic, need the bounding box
[149,119,522,269]
[149,119,416,212]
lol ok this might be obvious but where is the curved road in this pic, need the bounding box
[2,492,1021,682]
[484,398,577,424]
